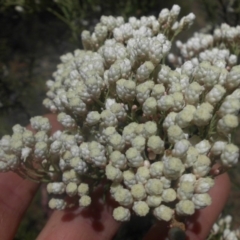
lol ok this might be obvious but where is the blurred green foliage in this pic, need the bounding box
[200,0,240,27]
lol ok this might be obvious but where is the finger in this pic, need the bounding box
[0,172,39,240]
[186,173,230,240]
[143,173,230,240]
[142,220,169,240]
[0,114,62,240]
[37,187,121,240]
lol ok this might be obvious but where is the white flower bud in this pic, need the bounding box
[194,177,214,193]
[35,131,48,143]
[158,9,169,24]
[50,140,62,153]
[157,95,174,111]
[149,161,164,178]
[47,182,65,194]
[176,200,195,216]
[110,182,123,197]
[195,140,211,155]
[86,111,101,125]
[62,169,80,184]
[143,97,157,116]
[89,142,107,167]
[79,142,90,161]
[63,135,77,150]
[146,195,162,207]
[158,65,172,85]
[159,176,171,189]
[172,92,185,111]
[151,84,165,100]
[132,201,149,217]
[179,13,195,29]
[110,151,127,169]
[116,79,136,102]
[192,193,211,209]
[70,146,80,158]
[193,103,213,126]
[135,166,150,184]
[136,81,153,104]
[184,82,204,105]
[193,155,211,177]
[170,4,181,18]
[66,182,78,197]
[78,183,89,196]
[224,215,232,224]
[22,131,34,147]
[210,140,227,156]
[130,136,145,152]
[162,188,177,203]
[12,124,24,134]
[147,136,164,154]
[108,133,125,151]
[169,83,182,94]
[228,89,240,101]
[81,30,92,50]
[69,97,87,115]
[126,147,144,167]
[220,144,239,167]
[153,205,174,222]
[123,169,137,188]
[145,179,163,195]
[105,164,123,182]
[179,173,196,184]
[163,157,184,180]
[205,85,226,105]
[181,61,195,76]
[167,125,185,144]
[57,113,76,129]
[101,109,118,127]
[102,126,117,142]
[30,116,51,132]
[175,105,196,128]
[119,58,131,78]
[114,188,133,206]
[172,140,190,158]
[110,103,127,120]
[131,183,146,200]
[108,63,121,83]
[113,207,130,221]
[163,112,177,129]
[217,114,238,135]
[79,195,91,207]
[136,61,155,82]
[49,198,66,210]
[195,62,220,87]
[149,38,171,64]
[143,121,157,138]
[177,182,194,200]
[218,98,240,117]
[34,141,48,160]
[225,65,240,89]
[70,157,88,174]
[212,223,220,234]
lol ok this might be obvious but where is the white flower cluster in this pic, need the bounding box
[0,5,239,227]
[209,215,240,240]
[169,23,240,68]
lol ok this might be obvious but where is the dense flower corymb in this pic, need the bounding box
[0,4,240,231]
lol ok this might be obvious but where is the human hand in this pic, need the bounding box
[0,115,230,240]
